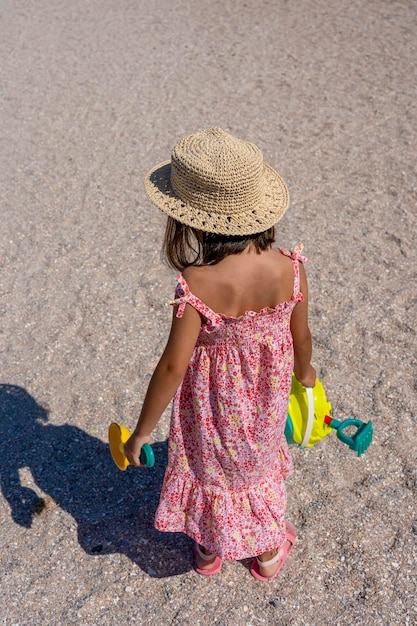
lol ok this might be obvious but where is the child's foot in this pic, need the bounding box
[257,546,285,578]
[194,543,223,576]
[251,522,296,581]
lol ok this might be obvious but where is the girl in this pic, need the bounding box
[124,127,316,581]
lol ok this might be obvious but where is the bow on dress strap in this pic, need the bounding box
[279,243,309,264]
[168,274,191,318]
[168,274,222,329]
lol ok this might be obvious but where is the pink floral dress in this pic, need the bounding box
[155,247,307,560]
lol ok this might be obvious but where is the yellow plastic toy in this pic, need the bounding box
[285,374,373,456]
[285,375,333,448]
[108,422,155,470]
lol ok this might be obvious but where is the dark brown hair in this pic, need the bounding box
[163,217,275,271]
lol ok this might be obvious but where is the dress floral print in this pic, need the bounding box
[155,247,308,560]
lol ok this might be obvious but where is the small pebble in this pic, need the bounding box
[91,544,103,553]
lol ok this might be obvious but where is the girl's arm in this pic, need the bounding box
[290,263,316,387]
[123,302,202,466]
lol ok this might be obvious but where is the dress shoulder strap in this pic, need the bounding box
[279,244,309,299]
[168,274,222,327]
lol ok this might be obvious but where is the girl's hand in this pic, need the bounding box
[295,364,317,388]
[123,432,151,467]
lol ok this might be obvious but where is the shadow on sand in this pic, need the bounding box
[0,384,192,577]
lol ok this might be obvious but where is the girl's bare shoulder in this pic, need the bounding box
[181,264,212,282]
[181,264,218,297]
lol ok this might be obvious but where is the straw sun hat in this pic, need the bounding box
[144,127,289,236]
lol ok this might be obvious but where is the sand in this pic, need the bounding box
[1,0,416,624]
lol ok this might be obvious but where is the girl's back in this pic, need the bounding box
[183,246,295,319]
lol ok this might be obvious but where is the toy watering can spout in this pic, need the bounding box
[323,415,373,457]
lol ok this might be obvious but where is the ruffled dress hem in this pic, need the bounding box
[155,445,293,561]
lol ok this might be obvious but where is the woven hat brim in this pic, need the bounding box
[144,160,289,236]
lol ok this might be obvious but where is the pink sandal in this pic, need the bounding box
[194,543,223,576]
[250,522,296,581]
